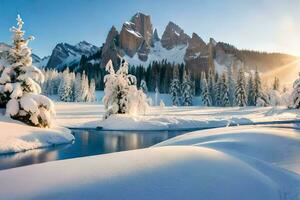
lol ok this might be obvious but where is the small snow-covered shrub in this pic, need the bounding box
[0,15,55,127]
[103,59,149,119]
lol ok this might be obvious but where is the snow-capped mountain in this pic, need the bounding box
[101,12,216,72]
[33,12,298,74]
[100,12,298,74]
[45,41,99,70]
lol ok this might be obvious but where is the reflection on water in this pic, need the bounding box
[0,129,186,170]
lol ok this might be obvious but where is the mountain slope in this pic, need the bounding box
[45,41,99,70]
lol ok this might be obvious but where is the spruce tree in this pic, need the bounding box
[181,69,193,106]
[87,79,96,102]
[219,73,230,107]
[201,77,212,106]
[247,73,255,106]
[235,68,247,107]
[254,68,261,104]
[169,65,181,106]
[227,65,235,106]
[74,73,82,102]
[58,69,73,102]
[207,68,215,105]
[254,68,268,106]
[1,15,54,127]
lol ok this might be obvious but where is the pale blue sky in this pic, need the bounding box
[1,0,300,57]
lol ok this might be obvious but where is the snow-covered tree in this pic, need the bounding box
[181,68,193,106]
[140,79,148,94]
[254,68,268,106]
[201,77,212,106]
[235,68,247,107]
[87,79,96,102]
[290,73,300,109]
[58,69,73,102]
[200,71,206,97]
[103,59,148,118]
[247,73,255,106]
[80,71,89,102]
[227,65,235,106]
[1,15,54,127]
[207,68,215,105]
[217,73,230,107]
[169,65,181,106]
[73,73,83,102]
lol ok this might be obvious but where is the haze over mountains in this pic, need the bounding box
[30,12,298,76]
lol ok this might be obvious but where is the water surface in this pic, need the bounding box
[0,129,187,170]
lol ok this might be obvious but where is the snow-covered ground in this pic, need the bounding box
[1,125,300,200]
[0,111,74,154]
[55,101,300,130]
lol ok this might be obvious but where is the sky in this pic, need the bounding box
[0,0,300,57]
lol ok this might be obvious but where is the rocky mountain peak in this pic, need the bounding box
[184,33,211,73]
[161,21,190,50]
[185,33,208,59]
[101,26,121,67]
[130,12,153,46]
[119,12,154,59]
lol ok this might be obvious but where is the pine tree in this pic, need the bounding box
[207,68,215,105]
[235,68,247,107]
[253,68,268,106]
[201,77,212,106]
[219,73,230,107]
[1,15,54,127]
[58,69,73,102]
[81,71,89,101]
[227,65,235,106]
[88,79,96,102]
[169,65,181,106]
[181,69,193,106]
[74,73,82,102]
[247,73,255,106]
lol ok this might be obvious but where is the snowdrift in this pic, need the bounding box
[0,115,74,154]
[0,126,300,199]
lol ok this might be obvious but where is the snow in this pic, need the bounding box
[53,100,300,130]
[0,113,74,154]
[126,28,143,38]
[0,126,300,199]
[124,41,187,67]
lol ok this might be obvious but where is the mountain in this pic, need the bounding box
[0,42,49,68]
[34,12,298,80]
[45,41,99,70]
[99,12,298,75]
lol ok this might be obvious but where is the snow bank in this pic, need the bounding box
[55,103,299,130]
[0,115,74,154]
[0,135,300,199]
[156,125,300,174]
